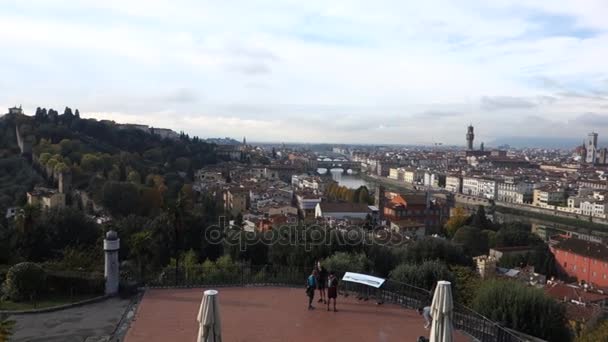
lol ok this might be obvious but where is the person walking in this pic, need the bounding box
[317,265,328,304]
[326,271,339,312]
[417,306,432,329]
[306,269,318,310]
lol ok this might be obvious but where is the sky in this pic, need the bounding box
[1,0,608,146]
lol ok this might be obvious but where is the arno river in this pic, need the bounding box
[317,168,372,189]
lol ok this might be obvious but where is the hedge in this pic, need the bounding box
[2,262,47,301]
[45,271,105,296]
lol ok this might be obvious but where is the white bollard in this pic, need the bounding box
[104,230,120,295]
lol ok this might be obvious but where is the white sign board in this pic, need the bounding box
[342,272,386,288]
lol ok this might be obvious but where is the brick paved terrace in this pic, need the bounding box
[126,287,472,342]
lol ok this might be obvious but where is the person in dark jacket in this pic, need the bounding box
[326,271,339,312]
[317,264,328,304]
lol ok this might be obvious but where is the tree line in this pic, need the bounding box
[324,183,373,204]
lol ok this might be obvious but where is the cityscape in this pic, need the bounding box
[1,1,608,342]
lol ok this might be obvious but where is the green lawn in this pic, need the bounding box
[0,294,99,311]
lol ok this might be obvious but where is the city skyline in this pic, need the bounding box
[1,0,607,144]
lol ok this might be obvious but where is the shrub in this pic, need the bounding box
[577,319,608,342]
[0,319,16,341]
[396,237,472,266]
[160,255,241,285]
[472,279,570,341]
[450,265,480,306]
[201,255,240,284]
[323,252,371,274]
[389,260,454,291]
[452,226,488,257]
[46,271,104,296]
[2,262,47,301]
[0,266,8,288]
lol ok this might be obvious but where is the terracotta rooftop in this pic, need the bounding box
[545,282,608,304]
[125,287,471,342]
[552,237,608,262]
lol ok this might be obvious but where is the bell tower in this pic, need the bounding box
[466,125,475,150]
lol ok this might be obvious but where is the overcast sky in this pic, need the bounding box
[1,0,607,145]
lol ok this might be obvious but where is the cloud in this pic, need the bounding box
[558,91,606,101]
[226,46,280,62]
[226,63,272,75]
[480,96,538,110]
[413,110,462,119]
[571,112,608,126]
[163,88,199,103]
[244,82,271,89]
[2,0,608,144]
[536,95,558,104]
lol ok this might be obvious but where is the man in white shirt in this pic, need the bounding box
[417,306,432,329]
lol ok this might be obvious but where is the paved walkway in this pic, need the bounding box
[126,287,471,342]
[7,297,131,342]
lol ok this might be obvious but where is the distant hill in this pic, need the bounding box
[0,106,219,217]
[204,137,241,145]
[490,136,581,149]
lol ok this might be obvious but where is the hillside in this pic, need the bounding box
[0,106,218,217]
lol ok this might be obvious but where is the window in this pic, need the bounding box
[573,265,577,271]
[564,262,568,268]
[593,272,597,277]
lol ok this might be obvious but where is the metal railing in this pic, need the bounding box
[144,265,524,342]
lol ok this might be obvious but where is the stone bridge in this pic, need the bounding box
[310,159,362,173]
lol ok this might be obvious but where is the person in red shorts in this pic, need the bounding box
[327,271,339,312]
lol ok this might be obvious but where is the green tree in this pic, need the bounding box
[80,154,102,173]
[452,226,488,256]
[108,165,121,181]
[101,181,141,217]
[389,260,454,290]
[39,152,51,165]
[395,237,472,266]
[494,223,537,247]
[56,247,103,272]
[21,208,100,261]
[127,170,141,184]
[356,186,370,204]
[445,207,469,237]
[130,230,154,279]
[365,243,398,277]
[323,252,371,274]
[577,319,608,342]
[450,265,480,306]
[0,319,15,342]
[59,139,73,156]
[481,229,497,248]
[471,205,491,230]
[15,204,40,234]
[54,162,69,174]
[472,279,570,341]
[173,157,190,172]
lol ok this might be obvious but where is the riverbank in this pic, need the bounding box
[360,173,419,193]
[495,205,608,232]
